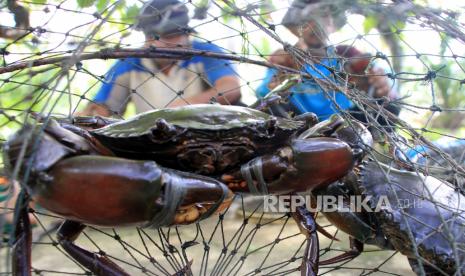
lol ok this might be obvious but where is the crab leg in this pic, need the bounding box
[70,116,121,129]
[292,205,319,276]
[57,116,122,137]
[11,191,32,276]
[319,238,363,265]
[58,220,195,276]
[32,114,121,130]
[292,211,364,275]
[57,220,129,276]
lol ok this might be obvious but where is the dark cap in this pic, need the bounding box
[135,0,193,37]
[281,0,347,31]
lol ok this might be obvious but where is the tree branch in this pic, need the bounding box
[0,47,300,75]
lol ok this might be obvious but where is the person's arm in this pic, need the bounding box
[367,67,398,100]
[349,66,401,130]
[168,75,240,107]
[77,60,134,116]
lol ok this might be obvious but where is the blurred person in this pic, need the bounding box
[80,0,241,117]
[256,0,400,125]
[241,0,401,219]
[335,45,400,130]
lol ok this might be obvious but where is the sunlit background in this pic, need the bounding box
[2,0,465,141]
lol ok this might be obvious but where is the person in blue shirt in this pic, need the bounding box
[79,0,241,116]
[256,0,400,124]
[257,47,353,121]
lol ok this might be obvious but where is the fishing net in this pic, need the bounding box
[1,0,465,275]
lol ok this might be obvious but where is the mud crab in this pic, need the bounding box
[313,159,465,275]
[4,104,370,276]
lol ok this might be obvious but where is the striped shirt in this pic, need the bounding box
[94,40,236,114]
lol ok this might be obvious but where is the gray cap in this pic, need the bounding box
[281,0,347,30]
[135,0,193,37]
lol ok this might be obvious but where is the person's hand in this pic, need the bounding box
[267,74,282,91]
[367,67,392,98]
[268,49,295,68]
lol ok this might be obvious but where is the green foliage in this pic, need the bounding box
[219,4,236,23]
[121,4,140,24]
[429,64,465,130]
[257,1,274,25]
[402,34,465,131]
[96,0,110,13]
[76,0,96,8]
[258,37,271,56]
[32,0,48,5]
[0,67,63,140]
[363,15,377,33]
[194,0,210,8]
[389,21,405,33]
[361,15,403,74]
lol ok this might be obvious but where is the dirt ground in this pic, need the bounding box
[1,199,414,276]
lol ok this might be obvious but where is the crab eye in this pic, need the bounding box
[294,112,318,127]
[265,117,277,135]
[150,119,177,142]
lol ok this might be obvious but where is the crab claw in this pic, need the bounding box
[222,137,355,195]
[27,155,232,227]
[298,115,373,162]
[294,112,319,128]
[297,115,344,139]
[331,120,373,152]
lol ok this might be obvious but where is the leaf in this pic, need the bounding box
[33,0,48,5]
[96,0,110,13]
[258,1,274,24]
[389,21,405,33]
[363,16,378,34]
[116,0,126,11]
[257,37,270,57]
[122,4,140,24]
[77,0,96,8]
[396,20,406,31]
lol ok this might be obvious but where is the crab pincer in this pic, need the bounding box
[4,121,232,276]
[221,115,372,275]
